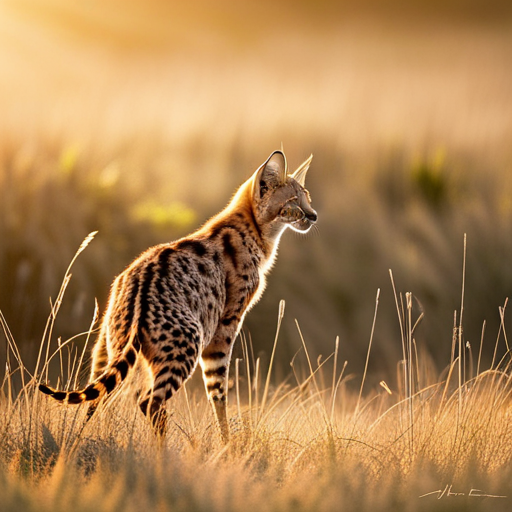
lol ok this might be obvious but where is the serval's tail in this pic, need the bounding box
[39,332,141,405]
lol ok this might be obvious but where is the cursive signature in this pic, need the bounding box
[420,484,507,499]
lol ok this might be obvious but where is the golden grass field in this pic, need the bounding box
[1,0,512,510]
[2,249,512,511]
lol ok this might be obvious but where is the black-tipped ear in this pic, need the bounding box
[252,151,287,199]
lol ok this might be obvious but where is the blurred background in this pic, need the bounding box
[1,0,511,389]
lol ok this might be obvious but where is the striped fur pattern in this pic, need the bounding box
[39,150,317,441]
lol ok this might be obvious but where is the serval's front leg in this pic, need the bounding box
[200,321,240,442]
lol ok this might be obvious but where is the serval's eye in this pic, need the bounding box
[281,205,303,221]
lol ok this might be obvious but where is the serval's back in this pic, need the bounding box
[39,150,317,441]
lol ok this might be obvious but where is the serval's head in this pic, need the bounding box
[251,150,317,236]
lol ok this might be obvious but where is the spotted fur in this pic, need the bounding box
[39,150,317,441]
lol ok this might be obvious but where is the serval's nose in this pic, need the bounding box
[305,209,318,223]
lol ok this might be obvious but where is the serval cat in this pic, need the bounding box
[39,150,317,441]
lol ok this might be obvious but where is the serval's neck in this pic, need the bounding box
[199,179,285,265]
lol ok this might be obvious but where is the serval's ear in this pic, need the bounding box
[252,151,287,199]
[289,154,313,187]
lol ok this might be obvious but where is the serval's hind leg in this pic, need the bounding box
[138,333,201,440]
[138,394,168,438]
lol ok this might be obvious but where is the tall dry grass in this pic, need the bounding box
[1,236,512,511]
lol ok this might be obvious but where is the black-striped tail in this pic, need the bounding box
[39,333,140,405]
